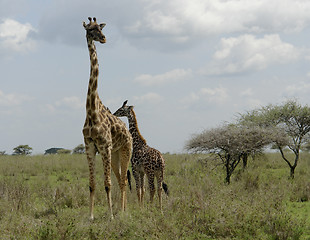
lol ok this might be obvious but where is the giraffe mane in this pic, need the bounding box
[130,109,147,144]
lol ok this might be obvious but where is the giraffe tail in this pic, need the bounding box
[127,169,132,191]
[162,182,169,196]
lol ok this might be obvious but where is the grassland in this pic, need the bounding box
[0,152,309,239]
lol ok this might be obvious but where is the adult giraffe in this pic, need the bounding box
[82,17,132,220]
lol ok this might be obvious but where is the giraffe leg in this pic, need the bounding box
[132,166,141,205]
[98,144,113,218]
[111,151,127,211]
[111,151,121,186]
[157,173,163,212]
[140,172,145,207]
[112,151,127,209]
[85,139,96,220]
[147,173,155,204]
[119,144,131,211]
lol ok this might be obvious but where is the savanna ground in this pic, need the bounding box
[0,152,309,240]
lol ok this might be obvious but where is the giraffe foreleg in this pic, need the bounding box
[98,144,113,218]
[132,165,142,205]
[85,139,97,220]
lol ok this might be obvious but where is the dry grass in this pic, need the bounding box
[0,153,309,239]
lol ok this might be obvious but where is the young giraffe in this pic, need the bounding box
[82,18,132,220]
[114,100,169,210]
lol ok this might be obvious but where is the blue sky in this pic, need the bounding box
[1,0,310,154]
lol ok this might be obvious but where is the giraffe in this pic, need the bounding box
[114,100,169,211]
[82,17,132,220]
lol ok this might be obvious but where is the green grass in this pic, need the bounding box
[0,153,309,239]
[287,202,310,239]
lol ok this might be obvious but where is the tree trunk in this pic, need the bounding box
[225,154,231,184]
[242,153,248,169]
[225,174,231,184]
[278,146,298,179]
[290,166,295,179]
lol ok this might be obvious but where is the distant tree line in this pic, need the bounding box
[186,99,310,183]
[0,144,85,156]
[44,144,85,155]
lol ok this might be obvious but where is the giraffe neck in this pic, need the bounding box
[128,109,147,146]
[86,37,100,123]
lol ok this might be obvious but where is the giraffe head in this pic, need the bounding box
[83,17,106,43]
[114,100,133,117]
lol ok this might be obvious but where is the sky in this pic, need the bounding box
[1,0,310,154]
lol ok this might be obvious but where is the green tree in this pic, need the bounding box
[72,144,85,154]
[239,99,310,178]
[57,149,71,154]
[13,145,33,155]
[185,124,277,184]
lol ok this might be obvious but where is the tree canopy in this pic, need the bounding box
[57,149,71,154]
[185,124,278,183]
[239,99,310,178]
[73,144,85,154]
[13,145,33,155]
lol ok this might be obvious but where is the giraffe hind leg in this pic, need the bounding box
[98,144,113,218]
[111,151,121,186]
[157,174,163,212]
[140,172,145,206]
[127,169,132,191]
[148,173,155,204]
[111,147,129,211]
[119,143,131,211]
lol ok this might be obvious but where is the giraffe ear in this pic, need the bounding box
[99,23,106,30]
[122,100,128,107]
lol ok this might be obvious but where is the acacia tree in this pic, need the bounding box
[13,145,33,155]
[73,144,85,154]
[239,100,310,178]
[57,149,71,154]
[185,124,279,184]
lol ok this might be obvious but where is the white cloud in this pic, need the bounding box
[0,90,33,107]
[203,34,300,75]
[182,87,228,106]
[0,18,37,53]
[134,68,192,86]
[36,0,310,50]
[55,96,84,110]
[235,98,263,110]
[133,92,164,104]
[43,96,84,115]
[124,0,310,42]
[285,82,310,96]
[248,99,263,108]
[240,88,254,97]
[44,104,56,114]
